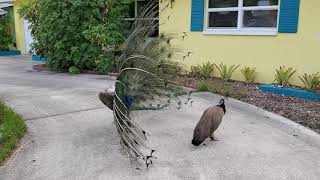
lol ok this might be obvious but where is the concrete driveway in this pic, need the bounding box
[0,56,320,180]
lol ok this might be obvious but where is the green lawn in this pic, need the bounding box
[0,101,27,165]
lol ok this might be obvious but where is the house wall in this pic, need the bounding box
[13,1,25,53]
[160,0,320,85]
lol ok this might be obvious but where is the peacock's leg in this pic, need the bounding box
[210,134,219,141]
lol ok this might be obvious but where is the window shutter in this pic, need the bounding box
[278,0,300,33]
[190,0,204,32]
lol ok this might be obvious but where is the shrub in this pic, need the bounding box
[196,81,209,92]
[197,62,215,78]
[274,66,297,86]
[299,73,320,91]
[19,0,130,72]
[190,65,200,77]
[215,63,240,81]
[208,82,246,99]
[68,66,80,75]
[95,58,112,74]
[0,17,12,51]
[241,66,257,83]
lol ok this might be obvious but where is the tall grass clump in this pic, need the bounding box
[190,66,200,77]
[197,62,215,78]
[0,101,27,165]
[274,66,297,86]
[299,73,320,91]
[216,63,240,81]
[241,67,257,83]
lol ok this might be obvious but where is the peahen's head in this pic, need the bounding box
[218,99,226,113]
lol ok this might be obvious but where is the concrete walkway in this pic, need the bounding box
[0,56,320,180]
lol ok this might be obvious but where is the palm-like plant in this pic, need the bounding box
[100,0,186,166]
[274,66,297,86]
[241,66,257,83]
[190,65,200,77]
[215,63,240,81]
[299,73,320,91]
[197,62,215,78]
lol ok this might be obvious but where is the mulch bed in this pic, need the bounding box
[32,64,48,71]
[31,64,320,133]
[175,76,320,133]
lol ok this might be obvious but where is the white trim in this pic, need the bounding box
[242,5,278,10]
[208,7,239,12]
[203,29,277,36]
[0,2,13,16]
[0,3,13,8]
[238,0,244,30]
[205,0,280,36]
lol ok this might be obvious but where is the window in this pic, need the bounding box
[0,2,14,16]
[125,0,159,37]
[205,0,279,35]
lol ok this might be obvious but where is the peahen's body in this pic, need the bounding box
[192,99,226,146]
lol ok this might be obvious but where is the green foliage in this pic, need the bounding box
[216,63,240,81]
[0,17,12,51]
[68,66,80,75]
[241,66,257,83]
[197,61,215,78]
[208,82,246,99]
[0,101,27,165]
[19,0,130,72]
[196,81,209,92]
[274,66,297,86]
[299,73,320,91]
[95,58,112,74]
[190,65,200,77]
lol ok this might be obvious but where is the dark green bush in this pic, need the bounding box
[0,17,12,51]
[68,66,80,75]
[19,0,130,72]
[95,57,113,74]
[196,81,209,92]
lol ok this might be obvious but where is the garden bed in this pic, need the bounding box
[0,101,27,165]
[0,50,21,56]
[175,76,320,133]
[32,55,48,62]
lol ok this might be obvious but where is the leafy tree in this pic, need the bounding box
[19,0,130,72]
[0,16,12,51]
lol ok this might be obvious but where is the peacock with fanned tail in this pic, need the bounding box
[99,0,189,167]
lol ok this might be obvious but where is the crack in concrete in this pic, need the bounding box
[25,107,107,121]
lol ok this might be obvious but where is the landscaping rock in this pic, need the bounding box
[176,76,320,133]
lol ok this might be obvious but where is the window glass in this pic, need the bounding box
[244,0,278,7]
[209,11,238,28]
[137,1,150,16]
[243,10,278,27]
[209,0,238,8]
[127,2,135,18]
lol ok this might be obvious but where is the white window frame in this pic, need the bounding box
[124,0,158,22]
[204,0,280,36]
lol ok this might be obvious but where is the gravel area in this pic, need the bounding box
[176,76,320,133]
[31,64,320,133]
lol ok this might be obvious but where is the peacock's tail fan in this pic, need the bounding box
[111,0,185,164]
